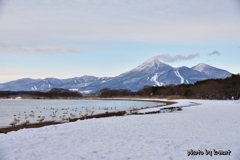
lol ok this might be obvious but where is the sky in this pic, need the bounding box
[0,0,239,83]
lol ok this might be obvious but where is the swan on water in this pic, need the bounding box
[84,111,88,118]
[29,111,34,117]
[61,118,70,123]
[17,117,20,123]
[79,111,83,118]
[90,109,94,116]
[55,116,63,123]
[70,113,76,119]
[9,118,18,127]
[50,112,56,118]
[21,117,30,126]
[37,116,45,122]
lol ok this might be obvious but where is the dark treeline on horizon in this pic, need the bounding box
[0,74,239,100]
[0,88,82,99]
[99,74,240,100]
[98,88,137,98]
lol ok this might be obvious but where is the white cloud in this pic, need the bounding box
[0,45,80,54]
[0,0,239,44]
[156,53,200,63]
[208,51,221,56]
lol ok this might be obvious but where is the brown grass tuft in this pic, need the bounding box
[166,95,186,100]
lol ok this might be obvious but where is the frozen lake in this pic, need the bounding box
[0,99,161,127]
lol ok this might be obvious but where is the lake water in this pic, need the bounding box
[0,99,161,128]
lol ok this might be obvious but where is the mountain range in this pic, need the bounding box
[0,56,232,94]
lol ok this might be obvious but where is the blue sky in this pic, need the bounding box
[0,0,239,83]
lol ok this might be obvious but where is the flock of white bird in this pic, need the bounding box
[9,105,139,127]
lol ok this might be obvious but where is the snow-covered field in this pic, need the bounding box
[0,99,240,160]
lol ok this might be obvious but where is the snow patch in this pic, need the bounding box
[79,90,92,94]
[174,70,184,84]
[31,86,38,90]
[15,96,22,99]
[150,73,163,86]
[134,57,165,71]
[193,63,207,72]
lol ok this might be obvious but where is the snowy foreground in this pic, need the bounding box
[1,99,240,160]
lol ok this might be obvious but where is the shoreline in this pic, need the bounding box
[0,99,176,134]
[0,111,126,134]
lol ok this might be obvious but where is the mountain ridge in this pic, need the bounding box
[0,56,232,93]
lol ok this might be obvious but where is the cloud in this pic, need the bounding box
[0,0,239,44]
[208,51,221,56]
[0,45,81,54]
[156,53,200,63]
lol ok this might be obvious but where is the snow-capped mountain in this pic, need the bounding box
[91,57,174,91]
[0,56,232,93]
[156,66,211,85]
[192,63,232,78]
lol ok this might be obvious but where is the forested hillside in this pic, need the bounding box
[100,74,240,100]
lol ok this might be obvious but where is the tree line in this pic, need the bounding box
[1,74,239,100]
[0,88,82,99]
[99,74,240,100]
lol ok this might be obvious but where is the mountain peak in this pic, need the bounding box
[192,63,211,72]
[0,57,232,92]
[134,56,169,71]
[192,63,232,78]
[145,56,161,63]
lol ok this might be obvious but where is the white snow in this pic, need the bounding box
[193,63,208,72]
[186,79,189,84]
[174,70,184,84]
[69,88,78,91]
[48,84,51,88]
[134,56,165,71]
[31,86,38,90]
[79,90,92,94]
[0,99,240,160]
[150,73,163,86]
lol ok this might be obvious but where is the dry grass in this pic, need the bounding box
[166,95,186,100]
